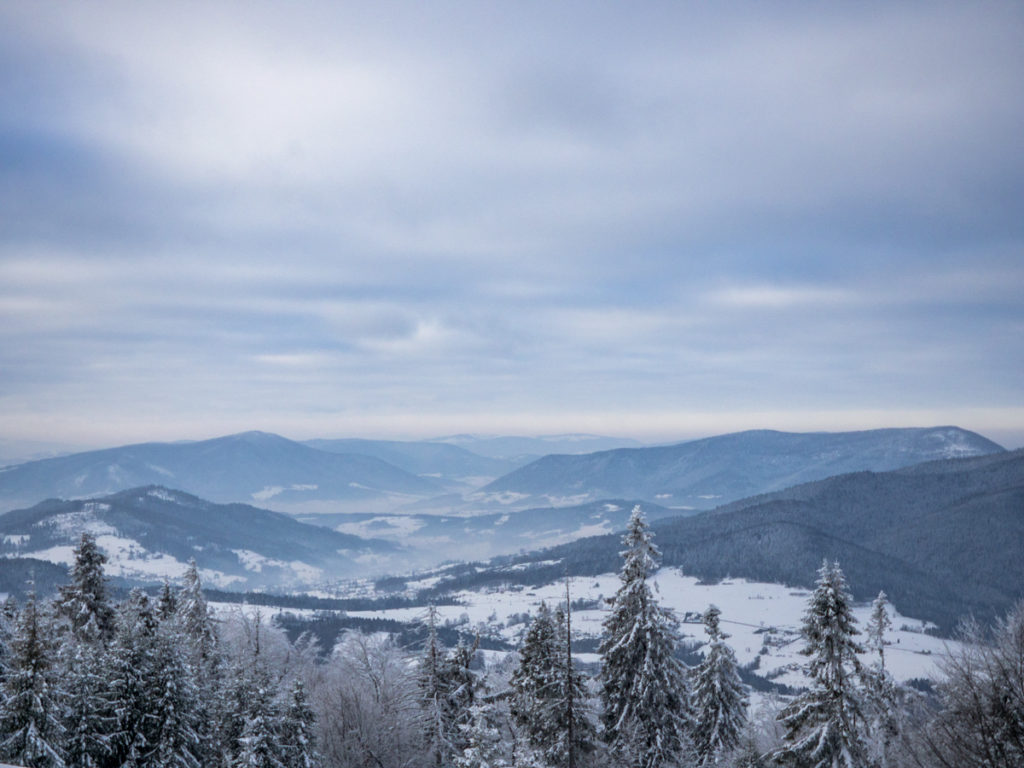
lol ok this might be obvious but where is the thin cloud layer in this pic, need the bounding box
[1,2,1022,450]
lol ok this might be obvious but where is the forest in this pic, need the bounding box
[0,508,1020,768]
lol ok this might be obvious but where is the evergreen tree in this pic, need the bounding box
[157,580,179,622]
[233,684,285,768]
[56,533,115,643]
[0,590,67,768]
[177,560,217,665]
[279,680,319,768]
[445,637,484,756]
[693,605,748,766]
[60,639,114,768]
[771,561,870,768]
[862,593,898,768]
[864,593,891,673]
[419,606,456,767]
[107,589,160,768]
[550,603,595,768]
[598,506,694,768]
[175,560,223,766]
[510,603,560,753]
[454,704,510,768]
[148,617,202,768]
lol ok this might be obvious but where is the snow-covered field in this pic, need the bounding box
[342,568,960,688]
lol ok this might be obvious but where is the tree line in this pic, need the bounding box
[0,506,1020,767]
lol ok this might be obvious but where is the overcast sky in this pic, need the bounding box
[1,1,1022,454]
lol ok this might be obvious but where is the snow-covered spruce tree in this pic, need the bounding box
[177,559,218,665]
[57,532,118,767]
[419,607,484,766]
[693,605,748,766]
[771,560,870,768]
[233,682,285,768]
[107,589,160,768]
[551,603,595,767]
[454,703,510,768]
[279,679,319,768]
[60,638,115,768]
[175,560,224,765]
[157,579,178,622]
[510,602,560,754]
[861,592,898,768]
[56,532,115,644]
[598,505,694,768]
[0,590,67,768]
[446,637,485,756]
[148,615,203,768]
[419,605,449,766]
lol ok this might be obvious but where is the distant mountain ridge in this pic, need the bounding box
[481,426,1004,510]
[0,486,399,589]
[302,438,521,485]
[455,448,1024,632]
[0,431,445,513]
[428,433,645,461]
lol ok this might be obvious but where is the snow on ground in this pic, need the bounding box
[465,491,531,506]
[334,516,426,538]
[231,549,322,583]
[345,568,962,686]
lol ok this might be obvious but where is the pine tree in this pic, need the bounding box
[445,637,484,756]
[0,590,67,768]
[57,532,115,643]
[510,603,560,753]
[177,559,218,665]
[454,704,510,768]
[418,610,483,766]
[233,683,285,768]
[157,579,179,622]
[598,506,694,768]
[107,589,160,768]
[693,605,748,766]
[862,593,898,768]
[175,560,223,766]
[279,680,319,768]
[771,561,870,768]
[550,602,594,768]
[864,592,891,673]
[148,616,202,768]
[60,639,114,768]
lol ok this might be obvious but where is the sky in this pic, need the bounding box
[1,1,1023,455]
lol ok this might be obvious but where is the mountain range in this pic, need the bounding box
[481,426,1004,510]
[0,486,398,590]
[0,431,447,514]
[434,448,1024,631]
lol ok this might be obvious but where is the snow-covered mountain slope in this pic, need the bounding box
[0,486,401,589]
[463,448,1024,632]
[481,426,1004,511]
[0,431,444,513]
[297,499,692,564]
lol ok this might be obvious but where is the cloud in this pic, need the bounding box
[0,2,1022,450]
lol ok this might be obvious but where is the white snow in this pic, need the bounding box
[231,549,323,583]
[3,534,29,546]
[345,568,962,686]
[334,516,426,538]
